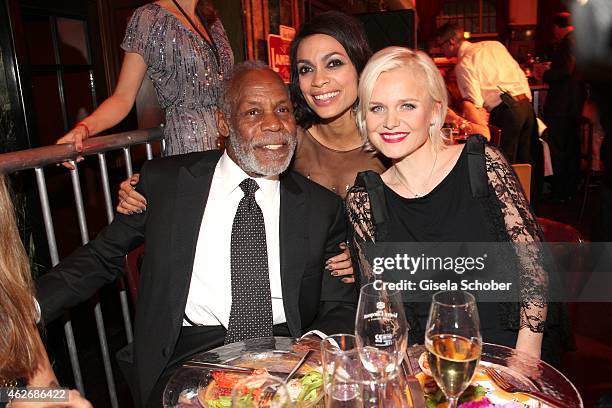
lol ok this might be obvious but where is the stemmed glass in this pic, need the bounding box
[325,352,365,408]
[425,291,482,408]
[321,334,358,395]
[355,283,409,382]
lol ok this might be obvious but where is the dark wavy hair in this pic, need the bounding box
[289,11,372,129]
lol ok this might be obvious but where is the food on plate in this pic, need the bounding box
[199,369,269,407]
[285,371,323,403]
[416,352,487,408]
[198,353,324,407]
[458,398,522,408]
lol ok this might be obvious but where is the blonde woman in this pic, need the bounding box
[0,175,91,407]
[345,47,553,360]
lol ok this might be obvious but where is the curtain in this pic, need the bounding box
[415,0,443,47]
[495,0,509,42]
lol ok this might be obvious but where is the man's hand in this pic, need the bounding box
[117,174,147,215]
[326,242,354,283]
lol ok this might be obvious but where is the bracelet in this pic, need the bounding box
[75,122,90,137]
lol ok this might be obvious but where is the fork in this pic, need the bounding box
[259,388,276,406]
[484,366,568,408]
[258,350,314,406]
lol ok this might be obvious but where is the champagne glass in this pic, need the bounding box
[355,283,409,382]
[425,291,482,408]
[231,374,293,407]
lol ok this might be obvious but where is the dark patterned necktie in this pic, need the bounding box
[225,178,274,344]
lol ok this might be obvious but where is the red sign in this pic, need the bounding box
[267,34,291,83]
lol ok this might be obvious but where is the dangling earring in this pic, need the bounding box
[429,122,435,140]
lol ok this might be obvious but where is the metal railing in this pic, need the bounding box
[0,127,165,407]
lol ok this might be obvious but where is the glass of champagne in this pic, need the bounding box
[425,291,482,408]
[355,283,409,382]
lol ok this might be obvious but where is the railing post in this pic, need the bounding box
[98,153,134,344]
[123,147,133,178]
[145,143,154,161]
[35,167,85,394]
[70,163,119,408]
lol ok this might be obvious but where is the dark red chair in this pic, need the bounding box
[125,244,144,304]
[537,217,584,243]
[537,217,587,319]
[488,124,502,147]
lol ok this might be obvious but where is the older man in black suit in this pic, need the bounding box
[37,61,357,407]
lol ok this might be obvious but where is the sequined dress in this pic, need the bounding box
[121,3,234,155]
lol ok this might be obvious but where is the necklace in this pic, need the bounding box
[393,149,439,198]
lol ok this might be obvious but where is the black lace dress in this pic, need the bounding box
[346,142,570,364]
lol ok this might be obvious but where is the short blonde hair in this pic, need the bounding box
[356,46,449,151]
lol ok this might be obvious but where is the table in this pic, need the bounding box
[163,338,583,407]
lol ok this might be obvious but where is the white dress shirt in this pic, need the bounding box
[183,152,286,327]
[455,40,532,111]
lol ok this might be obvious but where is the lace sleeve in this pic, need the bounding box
[345,188,376,282]
[485,146,547,333]
[346,188,375,242]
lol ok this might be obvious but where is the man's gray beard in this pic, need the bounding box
[227,126,297,177]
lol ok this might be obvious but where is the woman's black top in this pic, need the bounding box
[384,146,496,243]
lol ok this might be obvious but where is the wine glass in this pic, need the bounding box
[425,291,482,408]
[321,334,358,394]
[231,374,293,407]
[355,283,409,382]
[325,352,365,408]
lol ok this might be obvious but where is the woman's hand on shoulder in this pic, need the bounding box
[117,174,147,215]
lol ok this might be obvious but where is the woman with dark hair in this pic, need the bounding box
[0,175,91,407]
[289,11,387,197]
[57,0,233,158]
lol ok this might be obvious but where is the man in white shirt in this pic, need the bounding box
[436,23,541,203]
[37,61,357,407]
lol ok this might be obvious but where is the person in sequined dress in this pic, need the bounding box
[56,0,233,158]
[0,175,91,408]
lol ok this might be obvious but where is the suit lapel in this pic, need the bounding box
[279,173,307,336]
[169,152,222,319]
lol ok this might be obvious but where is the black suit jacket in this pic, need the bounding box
[37,150,357,405]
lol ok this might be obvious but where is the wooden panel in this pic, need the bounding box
[243,0,299,61]
[212,0,245,62]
